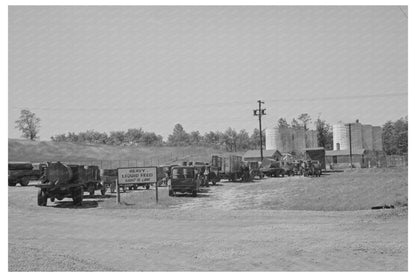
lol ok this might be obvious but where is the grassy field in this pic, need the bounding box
[9,167,408,271]
[8,139,233,166]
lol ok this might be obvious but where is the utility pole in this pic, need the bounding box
[253,100,266,161]
[348,123,353,168]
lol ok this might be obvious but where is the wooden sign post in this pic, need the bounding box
[116,178,120,204]
[155,180,159,203]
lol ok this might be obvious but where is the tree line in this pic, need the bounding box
[15,109,408,155]
[50,124,265,152]
[382,116,408,155]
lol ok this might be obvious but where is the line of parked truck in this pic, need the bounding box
[8,154,322,206]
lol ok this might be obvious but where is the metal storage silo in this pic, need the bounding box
[305,130,318,148]
[265,128,278,150]
[349,122,363,150]
[361,124,374,150]
[372,126,383,151]
[333,122,348,150]
[293,128,306,151]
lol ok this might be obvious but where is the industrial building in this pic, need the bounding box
[326,149,386,168]
[265,127,318,154]
[243,149,282,163]
[330,120,384,168]
[332,120,382,151]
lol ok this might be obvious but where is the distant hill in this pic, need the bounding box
[8,139,236,168]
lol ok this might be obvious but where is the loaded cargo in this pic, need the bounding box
[35,162,86,206]
[212,154,251,182]
[8,162,45,186]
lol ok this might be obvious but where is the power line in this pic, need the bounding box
[10,92,407,112]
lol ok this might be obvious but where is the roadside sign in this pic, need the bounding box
[117,167,157,185]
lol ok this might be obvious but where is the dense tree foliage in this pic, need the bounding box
[382,116,408,155]
[51,128,163,146]
[315,118,333,150]
[277,118,290,129]
[297,113,312,130]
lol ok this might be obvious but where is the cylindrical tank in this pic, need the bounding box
[333,122,348,150]
[44,162,73,185]
[349,122,363,150]
[361,124,374,150]
[372,126,383,151]
[265,128,279,150]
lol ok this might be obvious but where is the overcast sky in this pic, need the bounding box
[8,6,407,141]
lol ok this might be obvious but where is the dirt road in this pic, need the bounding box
[9,169,407,271]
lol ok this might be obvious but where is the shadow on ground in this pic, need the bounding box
[51,200,101,209]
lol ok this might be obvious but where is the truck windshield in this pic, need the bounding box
[172,168,194,179]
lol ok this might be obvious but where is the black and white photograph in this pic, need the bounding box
[6,3,409,272]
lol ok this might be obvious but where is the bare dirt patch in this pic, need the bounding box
[9,168,407,271]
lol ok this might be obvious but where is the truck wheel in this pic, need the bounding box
[101,187,106,196]
[37,189,47,206]
[192,190,197,197]
[87,184,95,196]
[77,187,84,205]
[20,177,30,186]
[72,187,83,206]
[146,184,150,190]
[169,189,174,196]
[8,180,17,186]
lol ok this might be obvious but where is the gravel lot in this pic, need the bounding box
[9,168,407,271]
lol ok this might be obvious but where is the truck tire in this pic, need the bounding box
[192,190,197,197]
[146,184,150,190]
[20,177,30,186]
[72,187,83,206]
[169,189,174,196]
[101,187,106,196]
[8,180,17,186]
[37,188,47,206]
[88,184,95,196]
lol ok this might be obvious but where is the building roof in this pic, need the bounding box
[326,149,366,156]
[243,149,282,158]
[302,147,325,151]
